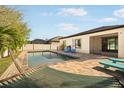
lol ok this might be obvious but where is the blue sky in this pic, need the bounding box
[10,5,124,40]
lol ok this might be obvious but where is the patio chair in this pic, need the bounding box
[71,48,76,53]
[64,47,68,52]
[64,46,71,52]
[99,60,124,71]
[109,58,124,63]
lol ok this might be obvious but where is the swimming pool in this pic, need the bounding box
[28,51,75,67]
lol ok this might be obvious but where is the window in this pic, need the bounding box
[75,39,81,48]
[102,37,118,52]
[107,38,118,50]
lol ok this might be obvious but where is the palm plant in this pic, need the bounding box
[0,6,30,74]
[0,26,24,73]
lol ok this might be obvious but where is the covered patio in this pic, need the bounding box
[90,33,118,57]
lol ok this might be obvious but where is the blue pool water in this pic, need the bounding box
[28,52,74,67]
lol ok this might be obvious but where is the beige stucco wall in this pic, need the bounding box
[90,37,102,53]
[60,35,90,53]
[60,27,124,58]
[118,30,124,58]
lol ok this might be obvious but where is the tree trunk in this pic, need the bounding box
[0,52,4,58]
[9,49,23,74]
[8,49,10,56]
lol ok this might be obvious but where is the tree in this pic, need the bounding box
[0,6,30,73]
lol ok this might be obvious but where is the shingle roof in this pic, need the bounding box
[61,24,124,39]
[48,36,63,42]
[31,39,47,44]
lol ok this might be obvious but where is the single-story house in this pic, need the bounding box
[30,39,47,44]
[47,36,63,45]
[60,24,124,58]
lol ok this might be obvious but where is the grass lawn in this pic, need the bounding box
[3,66,121,88]
[0,57,12,76]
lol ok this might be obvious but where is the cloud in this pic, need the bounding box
[113,8,124,18]
[57,8,87,17]
[99,17,117,22]
[58,23,79,31]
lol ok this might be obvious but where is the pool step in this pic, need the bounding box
[0,80,13,87]
[26,71,33,75]
[0,83,4,87]
[30,68,37,72]
[25,72,31,76]
[23,74,30,77]
[16,76,22,80]
[12,77,18,82]
[0,76,23,87]
[0,67,38,88]
[2,81,9,86]
[23,68,37,77]
[7,79,13,84]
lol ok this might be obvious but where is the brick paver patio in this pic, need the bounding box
[49,51,115,77]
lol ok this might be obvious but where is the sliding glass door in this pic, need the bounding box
[102,37,118,52]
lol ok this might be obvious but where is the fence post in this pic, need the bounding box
[33,44,34,51]
[50,44,51,50]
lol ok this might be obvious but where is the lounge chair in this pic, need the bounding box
[71,48,76,53]
[109,58,124,63]
[99,60,124,71]
[64,46,72,52]
[64,47,69,52]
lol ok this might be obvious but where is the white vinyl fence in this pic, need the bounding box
[0,50,8,58]
[0,44,59,58]
[22,44,59,51]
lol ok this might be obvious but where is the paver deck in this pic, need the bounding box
[0,50,123,83]
[49,51,115,77]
